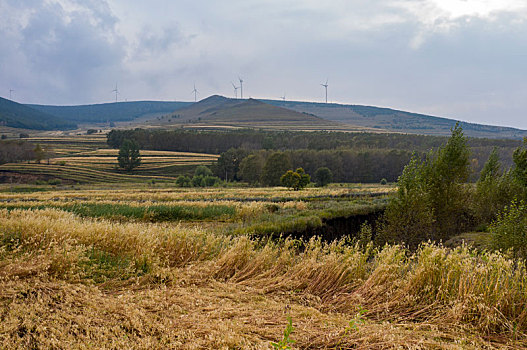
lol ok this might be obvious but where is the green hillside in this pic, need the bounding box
[28,101,192,123]
[0,97,76,130]
[264,100,527,139]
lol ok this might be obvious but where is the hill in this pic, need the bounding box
[28,101,191,124]
[0,97,76,130]
[264,100,527,139]
[149,95,374,131]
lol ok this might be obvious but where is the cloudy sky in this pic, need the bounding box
[1,0,526,128]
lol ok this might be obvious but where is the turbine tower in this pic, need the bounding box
[9,89,14,100]
[321,79,328,103]
[192,84,198,102]
[238,77,244,99]
[112,83,119,102]
[231,82,239,98]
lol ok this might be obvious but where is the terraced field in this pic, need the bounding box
[0,135,219,183]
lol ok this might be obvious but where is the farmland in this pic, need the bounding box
[1,184,526,349]
[0,134,219,183]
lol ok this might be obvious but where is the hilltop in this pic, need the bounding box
[265,99,527,139]
[147,95,375,132]
[0,97,76,130]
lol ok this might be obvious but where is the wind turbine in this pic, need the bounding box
[231,82,239,98]
[321,79,328,103]
[238,77,244,99]
[112,83,119,102]
[9,89,14,100]
[191,84,198,102]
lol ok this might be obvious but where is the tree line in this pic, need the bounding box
[107,128,522,183]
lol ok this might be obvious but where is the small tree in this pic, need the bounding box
[262,152,291,186]
[34,144,45,164]
[314,167,333,186]
[194,165,213,177]
[175,175,192,187]
[280,168,310,190]
[281,170,301,190]
[118,139,141,172]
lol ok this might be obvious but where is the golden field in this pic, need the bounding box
[0,185,526,349]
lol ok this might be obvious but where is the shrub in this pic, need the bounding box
[380,178,387,185]
[194,165,213,177]
[314,167,333,187]
[490,200,527,259]
[280,168,310,190]
[48,178,62,185]
[379,123,471,248]
[175,175,192,187]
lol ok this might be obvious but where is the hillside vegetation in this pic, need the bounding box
[28,100,191,123]
[0,97,76,130]
[265,99,527,139]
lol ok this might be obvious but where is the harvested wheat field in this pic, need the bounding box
[1,186,526,349]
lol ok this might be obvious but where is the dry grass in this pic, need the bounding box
[1,205,527,348]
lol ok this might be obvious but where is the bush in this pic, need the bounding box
[194,165,213,177]
[175,175,192,187]
[48,178,62,185]
[314,167,333,187]
[380,178,387,185]
[280,168,310,190]
[379,123,471,248]
[490,200,527,259]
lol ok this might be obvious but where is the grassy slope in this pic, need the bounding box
[0,185,526,348]
[265,99,527,139]
[150,96,376,132]
[0,97,76,130]
[28,101,192,123]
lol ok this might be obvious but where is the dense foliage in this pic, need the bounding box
[0,97,76,130]
[379,123,472,247]
[118,139,141,172]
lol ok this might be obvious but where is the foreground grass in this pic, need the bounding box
[1,208,526,348]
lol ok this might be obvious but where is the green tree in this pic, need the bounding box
[280,170,301,190]
[262,152,291,186]
[194,165,213,177]
[314,167,333,186]
[118,139,141,172]
[295,168,311,189]
[34,144,45,164]
[215,148,249,181]
[280,168,310,190]
[238,154,265,185]
[379,123,471,248]
[175,175,192,187]
[490,200,527,259]
[512,138,527,187]
[473,148,518,223]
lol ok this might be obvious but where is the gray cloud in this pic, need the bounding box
[1,0,526,127]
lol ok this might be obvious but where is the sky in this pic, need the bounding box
[1,0,526,128]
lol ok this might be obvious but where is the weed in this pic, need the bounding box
[270,316,295,350]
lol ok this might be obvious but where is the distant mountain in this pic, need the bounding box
[0,97,76,130]
[264,100,527,139]
[28,101,191,123]
[151,95,372,131]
